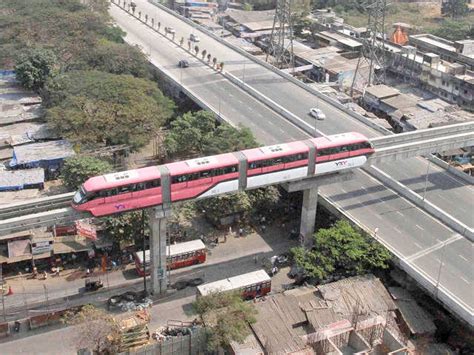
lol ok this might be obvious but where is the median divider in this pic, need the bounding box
[366,165,473,241]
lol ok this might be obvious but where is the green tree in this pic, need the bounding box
[291,220,391,282]
[443,0,469,18]
[61,156,112,190]
[15,48,57,90]
[45,70,174,150]
[242,3,253,11]
[165,111,258,157]
[430,19,472,42]
[248,186,280,213]
[63,304,121,353]
[84,40,149,77]
[165,111,216,156]
[192,291,257,351]
[105,211,149,245]
[197,192,252,225]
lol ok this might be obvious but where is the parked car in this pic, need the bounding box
[189,33,200,42]
[309,107,326,120]
[178,60,189,68]
[165,27,176,34]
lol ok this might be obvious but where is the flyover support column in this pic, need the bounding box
[148,207,171,295]
[299,186,319,247]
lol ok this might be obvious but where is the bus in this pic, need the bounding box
[196,270,271,299]
[134,239,207,276]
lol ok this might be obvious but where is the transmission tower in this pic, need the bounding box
[351,0,388,95]
[266,0,295,69]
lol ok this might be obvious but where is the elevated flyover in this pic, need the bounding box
[107,1,473,324]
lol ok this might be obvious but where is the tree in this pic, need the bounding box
[63,304,120,353]
[164,111,258,157]
[197,192,252,225]
[430,19,472,42]
[15,48,57,90]
[192,291,257,351]
[442,0,469,18]
[291,220,391,282]
[243,3,253,11]
[84,40,150,77]
[61,156,112,190]
[105,211,149,245]
[45,70,174,150]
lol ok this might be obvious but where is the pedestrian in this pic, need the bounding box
[43,271,48,280]
[56,268,60,277]
[86,268,90,276]
[254,255,258,264]
[239,228,243,237]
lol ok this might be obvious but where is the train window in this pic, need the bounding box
[118,185,133,194]
[200,170,212,178]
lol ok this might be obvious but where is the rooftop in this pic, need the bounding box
[10,140,75,167]
[0,168,44,191]
[316,30,363,49]
[365,84,400,100]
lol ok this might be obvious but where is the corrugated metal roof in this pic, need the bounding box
[10,140,75,166]
[0,168,44,190]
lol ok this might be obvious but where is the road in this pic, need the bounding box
[109,1,473,318]
[0,226,296,354]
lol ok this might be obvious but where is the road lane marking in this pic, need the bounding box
[414,242,422,249]
[460,277,470,284]
[394,227,403,234]
[459,254,468,262]
[416,224,424,231]
[406,234,463,262]
[396,211,403,217]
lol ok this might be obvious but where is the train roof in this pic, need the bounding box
[242,140,309,162]
[197,270,270,296]
[310,132,369,148]
[83,166,160,192]
[165,152,239,175]
[136,239,206,263]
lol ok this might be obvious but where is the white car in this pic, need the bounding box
[309,107,326,120]
[189,34,200,42]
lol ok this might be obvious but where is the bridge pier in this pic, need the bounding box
[148,207,171,295]
[282,172,354,248]
[299,186,319,247]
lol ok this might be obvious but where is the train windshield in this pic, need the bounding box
[73,187,87,204]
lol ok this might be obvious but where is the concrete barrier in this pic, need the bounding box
[428,155,474,185]
[366,166,473,241]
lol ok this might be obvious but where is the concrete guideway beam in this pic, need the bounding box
[369,132,474,164]
[148,207,171,295]
[370,122,474,148]
[0,208,88,237]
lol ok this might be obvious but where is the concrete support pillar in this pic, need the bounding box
[148,207,170,295]
[299,186,319,247]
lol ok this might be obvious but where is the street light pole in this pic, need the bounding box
[422,160,431,202]
[141,209,147,296]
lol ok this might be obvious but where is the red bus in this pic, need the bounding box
[134,239,207,276]
[196,270,271,299]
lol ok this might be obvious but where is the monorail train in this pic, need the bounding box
[72,132,374,217]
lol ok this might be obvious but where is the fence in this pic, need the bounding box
[121,327,208,355]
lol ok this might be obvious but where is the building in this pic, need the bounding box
[0,168,44,191]
[9,140,75,178]
[231,275,413,354]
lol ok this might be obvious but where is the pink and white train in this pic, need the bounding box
[72,132,374,217]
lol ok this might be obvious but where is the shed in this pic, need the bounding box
[388,287,436,336]
[9,140,75,176]
[0,168,44,191]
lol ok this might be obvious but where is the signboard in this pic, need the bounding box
[31,240,53,255]
[75,220,97,241]
[8,239,31,258]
